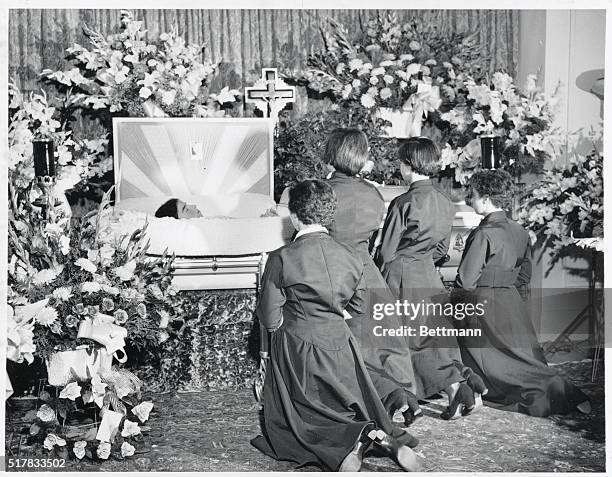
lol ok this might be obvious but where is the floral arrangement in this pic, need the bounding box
[39,10,241,119]
[287,13,563,186]
[6,184,183,460]
[301,14,481,114]
[8,82,111,193]
[518,125,603,254]
[436,72,566,184]
[20,375,154,461]
[8,187,180,361]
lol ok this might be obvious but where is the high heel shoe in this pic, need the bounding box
[371,429,419,472]
[463,368,488,395]
[441,383,475,420]
[338,424,375,472]
[386,389,423,428]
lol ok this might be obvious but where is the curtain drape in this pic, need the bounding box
[9,9,519,95]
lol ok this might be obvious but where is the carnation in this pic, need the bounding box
[82,281,102,294]
[360,94,376,108]
[36,307,58,326]
[102,298,115,312]
[52,286,72,302]
[380,88,393,100]
[32,269,58,286]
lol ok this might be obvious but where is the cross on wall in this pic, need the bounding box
[245,68,296,123]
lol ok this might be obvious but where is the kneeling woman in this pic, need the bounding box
[454,170,591,416]
[251,180,419,472]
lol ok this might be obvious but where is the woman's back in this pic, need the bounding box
[327,172,385,251]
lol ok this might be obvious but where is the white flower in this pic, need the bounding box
[121,420,142,437]
[467,83,492,106]
[409,40,421,51]
[43,434,66,451]
[73,441,87,459]
[348,58,364,71]
[492,72,514,93]
[158,310,171,329]
[91,374,107,408]
[341,84,352,99]
[405,63,421,78]
[369,76,379,85]
[399,54,414,62]
[59,382,82,401]
[97,441,111,460]
[351,79,361,89]
[213,86,237,105]
[114,260,136,282]
[425,59,437,66]
[439,144,460,169]
[36,404,56,423]
[132,401,154,423]
[101,284,120,296]
[75,258,97,274]
[360,94,376,108]
[99,243,115,266]
[139,87,152,99]
[32,269,58,286]
[59,235,71,255]
[383,74,394,85]
[81,281,102,294]
[121,441,136,458]
[160,89,177,106]
[52,286,72,302]
[371,66,385,76]
[380,87,393,100]
[399,80,408,90]
[35,307,58,326]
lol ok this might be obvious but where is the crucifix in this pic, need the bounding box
[245,68,296,124]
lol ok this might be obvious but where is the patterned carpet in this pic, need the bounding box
[5,359,605,472]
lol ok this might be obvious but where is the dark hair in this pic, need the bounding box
[155,198,179,218]
[323,128,369,176]
[397,137,441,176]
[468,170,515,209]
[288,179,337,226]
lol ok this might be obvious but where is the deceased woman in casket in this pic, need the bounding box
[155,198,203,219]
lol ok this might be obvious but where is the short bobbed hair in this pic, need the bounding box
[469,169,515,209]
[288,179,337,226]
[155,198,179,218]
[323,128,369,176]
[397,137,441,176]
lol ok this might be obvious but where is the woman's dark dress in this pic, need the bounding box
[454,211,588,416]
[251,231,409,471]
[376,179,465,398]
[327,171,418,402]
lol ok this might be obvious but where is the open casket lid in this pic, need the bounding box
[112,117,275,202]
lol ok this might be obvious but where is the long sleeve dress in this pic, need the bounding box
[376,179,465,398]
[251,230,411,471]
[326,171,418,403]
[454,210,588,416]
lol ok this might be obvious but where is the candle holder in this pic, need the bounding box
[31,138,59,219]
[480,135,501,170]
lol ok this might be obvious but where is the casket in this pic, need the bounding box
[110,118,293,290]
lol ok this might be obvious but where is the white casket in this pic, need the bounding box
[109,118,294,290]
